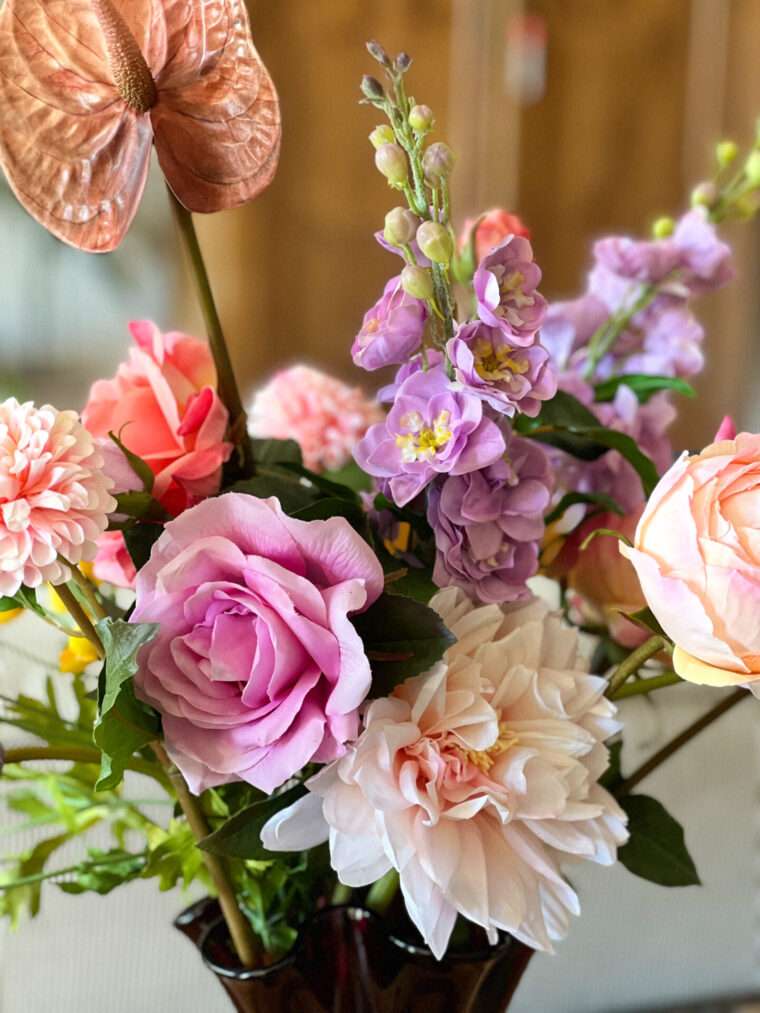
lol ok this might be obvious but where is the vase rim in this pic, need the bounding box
[197,902,519,980]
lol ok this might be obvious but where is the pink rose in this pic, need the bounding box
[91,531,137,589]
[567,509,648,648]
[131,492,385,794]
[459,208,531,264]
[82,320,232,516]
[622,432,760,685]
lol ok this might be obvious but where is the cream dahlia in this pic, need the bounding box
[262,588,627,958]
[0,399,116,595]
[248,365,383,473]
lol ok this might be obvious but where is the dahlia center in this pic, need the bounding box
[473,337,529,382]
[456,720,519,774]
[396,410,452,463]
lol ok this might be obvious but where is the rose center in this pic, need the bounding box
[92,0,157,113]
[473,337,529,382]
[395,410,452,463]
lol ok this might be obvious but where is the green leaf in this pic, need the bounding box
[114,491,168,522]
[93,619,160,791]
[623,606,669,640]
[352,592,455,695]
[594,374,696,405]
[250,438,303,467]
[291,496,367,528]
[618,795,701,887]
[200,784,307,859]
[545,491,624,526]
[0,596,20,613]
[58,848,145,896]
[384,566,437,604]
[281,462,360,503]
[229,473,318,514]
[323,460,373,493]
[108,430,154,493]
[122,523,163,571]
[519,389,601,430]
[600,740,623,790]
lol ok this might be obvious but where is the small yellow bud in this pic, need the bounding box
[369,125,394,150]
[59,635,100,675]
[652,216,675,239]
[691,181,718,208]
[745,150,760,186]
[716,140,739,168]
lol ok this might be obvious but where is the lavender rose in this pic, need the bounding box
[447,321,556,417]
[351,275,428,371]
[131,493,384,794]
[427,434,552,604]
[473,235,547,342]
[355,364,506,506]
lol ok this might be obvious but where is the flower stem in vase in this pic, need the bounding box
[151,741,261,969]
[166,187,255,479]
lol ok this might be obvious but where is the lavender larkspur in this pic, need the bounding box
[351,275,428,371]
[473,235,547,342]
[427,433,552,604]
[355,365,506,506]
[448,321,557,418]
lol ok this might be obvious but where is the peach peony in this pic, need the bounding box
[0,399,115,595]
[262,588,627,958]
[248,365,383,473]
[83,320,232,517]
[622,431,760,686]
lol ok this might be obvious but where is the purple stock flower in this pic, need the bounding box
[427,434,552,604]
[376,350,444,403]
[448,321,557,417]
[596,307,704,380]
[473,236,547,343]
[540,295,609,371]
[351,276,428,371]
[671,208,734,294]
[354,364,506,506]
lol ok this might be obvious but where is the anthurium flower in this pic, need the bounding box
[0,0,281,252]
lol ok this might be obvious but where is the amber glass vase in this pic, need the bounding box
[175,898,534,1013]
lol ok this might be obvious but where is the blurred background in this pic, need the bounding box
[2,1,760,1011]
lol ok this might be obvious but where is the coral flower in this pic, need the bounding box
[0,399,115,596]
[0,0,281,251]
[262,589,627,958]
[248,365,383,473]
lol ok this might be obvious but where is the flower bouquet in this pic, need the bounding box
[1,7,759,1012]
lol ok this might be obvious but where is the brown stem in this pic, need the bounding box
[166,187,254,477]
[151,742,260,968]
[55,585,104,658]
[68,566,108,622]
[614,687,748,798]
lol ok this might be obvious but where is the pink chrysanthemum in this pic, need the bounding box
[0,399,116,595]
[248,365,383,472]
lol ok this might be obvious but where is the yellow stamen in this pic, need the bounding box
[395,410,452,463]
[459,721,519,773]
[473,338,529,382]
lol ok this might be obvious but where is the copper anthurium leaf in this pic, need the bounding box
[0,0,155,252]
[0,0,281,252]
[151,0,281,214]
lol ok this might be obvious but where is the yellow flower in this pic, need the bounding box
[0,607,22,625]
[59,636,99,675]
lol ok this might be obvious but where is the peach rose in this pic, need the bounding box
[568,509,647,648]
[621,432,760,685]
[83,321,232,516]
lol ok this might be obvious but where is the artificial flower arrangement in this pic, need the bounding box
[1,5,759,1009]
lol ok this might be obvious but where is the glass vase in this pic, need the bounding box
[175,897,534,1013]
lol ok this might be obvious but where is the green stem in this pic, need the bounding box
[2,746,172,793]
[0,851,148,891]
[67,565,108,622]
[54,585,104,659]
[610,671,683,700]
[366,868,400,916]
[614,687,748,798]
[606,635,666,697]
[166,187,253,477]
[584,281,659,379]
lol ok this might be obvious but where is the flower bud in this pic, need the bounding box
[369,124,395,149]
[401,264,434,300]
[384,207,418,246]
[691,181,718,208]
[422,142,455,182]
[652,215,675,239]
[366,40,390,67]
[409,104,434,132]
[716,140,739,168]
[375,143,408,185]
[395,52,412,73]
[416,221,453,264]
[361,75,385,102]
[745,150,760,186]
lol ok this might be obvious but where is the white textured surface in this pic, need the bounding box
[0,618,756,1012]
